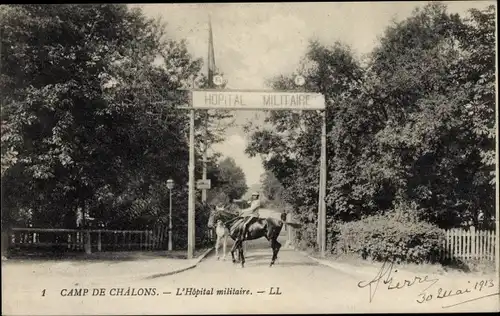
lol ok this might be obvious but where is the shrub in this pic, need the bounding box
[326,217,342,254]
[334,210,444,264]
[291,205,319,250]
[296,222,318,250]
[171,201,213,250]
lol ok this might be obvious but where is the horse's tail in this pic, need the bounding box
[284,222,302,229]
[279,212,301,228]
[280,212,287,221]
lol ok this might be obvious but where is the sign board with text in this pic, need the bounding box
[196,179,211,190]
[191,90,325,110]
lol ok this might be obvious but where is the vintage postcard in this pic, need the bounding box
[1,2,499,315]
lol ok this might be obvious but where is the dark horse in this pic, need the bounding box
[208,207,301,268]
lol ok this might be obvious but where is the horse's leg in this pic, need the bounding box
[270,238,278,267]
[275,240,282,265]
[222,235,227,261]
[269,238,281,267]
[215,235,220,260]
[239,241,245,268]
[230,239,240,264]
[237,239,242,262]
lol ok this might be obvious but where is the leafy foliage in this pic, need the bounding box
[335,209,444,264]
[364,3,496,228]
[0,4,246,253]
[259,170,291,211]
[260,170,284,201]
[1,5,192,229]
[245,3,496,251]
[206,157,248,204]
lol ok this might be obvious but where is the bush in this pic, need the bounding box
[326,217,342,253]
[334,211,444,264]
[291,205,319,250]
[171,201,213,250]
[296,222,318,250]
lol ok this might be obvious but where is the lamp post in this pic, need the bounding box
[166,179,174,251]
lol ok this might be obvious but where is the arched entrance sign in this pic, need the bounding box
[183,88,326,259]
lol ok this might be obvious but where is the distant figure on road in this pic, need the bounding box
[238,192,261,241]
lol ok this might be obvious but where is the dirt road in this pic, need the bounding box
[2,210,498,314]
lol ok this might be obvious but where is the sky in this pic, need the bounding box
[133,1,494,186]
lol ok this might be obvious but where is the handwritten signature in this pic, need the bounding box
[357,261,439,303]
[357,261,499,308]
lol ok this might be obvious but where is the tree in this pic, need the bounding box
[363,3,496,228]
[206,156,248,204]
[0,5,202,230]
[246,40,367,225]
[245,2,496,251]
[260,170,284,201]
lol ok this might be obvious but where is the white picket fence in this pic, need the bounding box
[442,227,496,261]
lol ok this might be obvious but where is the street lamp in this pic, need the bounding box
[166,179,174,251]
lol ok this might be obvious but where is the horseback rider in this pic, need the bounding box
[238,192,261,241]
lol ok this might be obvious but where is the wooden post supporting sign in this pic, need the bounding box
[187,108,196,259]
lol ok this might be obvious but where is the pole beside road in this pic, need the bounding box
[187,109,196,259]
[202,111,208,204]
[169,189,172,251]
[319,109,327,257]
[317,147,323,249]
[203,15,216,206]
[167,179,174,252]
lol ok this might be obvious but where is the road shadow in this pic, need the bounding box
[244,261,319,268]
[440,258,471,273]
[233,248,302,263]
[242,253,277,262]
[144,266,196,280]
[5,249,209,263]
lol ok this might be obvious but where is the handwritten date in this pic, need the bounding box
[417,279,496,305]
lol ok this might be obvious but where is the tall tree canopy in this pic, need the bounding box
[246,3,496,233]
[206,157,248,205]
[260,170,285,201]
[0,4,234,233]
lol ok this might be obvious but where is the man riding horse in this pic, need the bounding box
[238,192,261,241]
[208,192,301,267]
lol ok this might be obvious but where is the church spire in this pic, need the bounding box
[207,15,216,88]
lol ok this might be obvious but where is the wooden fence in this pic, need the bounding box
[8,226,169,253]
[442,227,496,261]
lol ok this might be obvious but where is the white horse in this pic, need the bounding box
[214,220,247,260]
[214,219,229,260]
[210,206,248,261]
